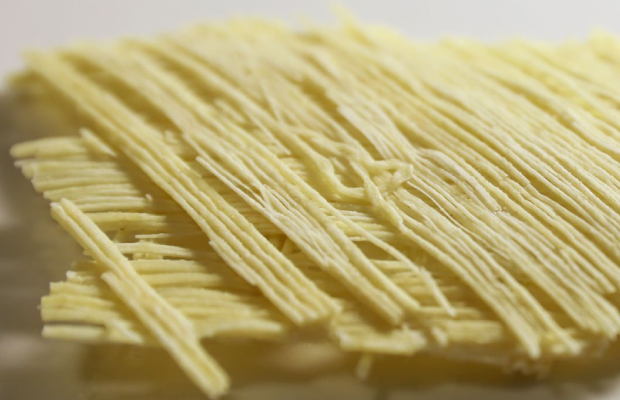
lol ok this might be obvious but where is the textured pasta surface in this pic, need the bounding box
[11,16,620,397]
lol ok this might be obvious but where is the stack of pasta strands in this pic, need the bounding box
[10,17,620,397]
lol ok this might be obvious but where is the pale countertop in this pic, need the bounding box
[3,1,620,399]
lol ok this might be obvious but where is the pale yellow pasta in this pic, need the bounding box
[11,16,620,399]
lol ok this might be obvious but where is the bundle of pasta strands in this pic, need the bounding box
[10,16,620,396]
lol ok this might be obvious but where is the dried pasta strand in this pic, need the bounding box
[50,198,229,398]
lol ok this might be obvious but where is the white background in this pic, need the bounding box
[3,1,620,399]
[2,0,620,75]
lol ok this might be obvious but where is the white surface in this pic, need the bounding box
[2,0,620,75]
[3,1,620,399]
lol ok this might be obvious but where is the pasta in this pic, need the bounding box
[10,16,620,397]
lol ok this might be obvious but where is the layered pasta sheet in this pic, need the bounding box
[11,18,620,397]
